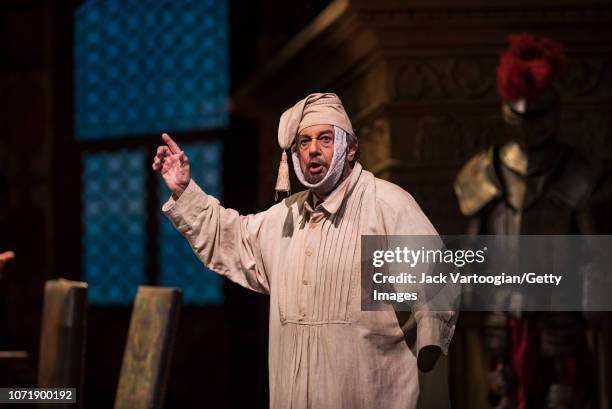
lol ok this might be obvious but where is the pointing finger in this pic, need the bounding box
[162,133,181,154]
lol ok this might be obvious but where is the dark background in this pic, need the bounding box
[1,1,611,408]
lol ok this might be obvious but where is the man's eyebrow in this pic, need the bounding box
[298,130,333,139]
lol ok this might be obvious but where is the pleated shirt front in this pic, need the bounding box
[163,162,456,409]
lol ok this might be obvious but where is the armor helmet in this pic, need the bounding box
[497,34,565,147]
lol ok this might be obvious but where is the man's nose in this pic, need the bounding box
[308,140,321,155]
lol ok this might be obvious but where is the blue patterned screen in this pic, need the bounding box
[82,149,148,305]
[74,0,229,140]
[158,140,224,304]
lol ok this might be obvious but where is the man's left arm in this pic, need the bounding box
[378,187,458,372]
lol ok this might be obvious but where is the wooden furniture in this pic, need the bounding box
[38,278,88,408]
[114,286,182,409]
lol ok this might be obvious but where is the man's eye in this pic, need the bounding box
[321,136,332,142]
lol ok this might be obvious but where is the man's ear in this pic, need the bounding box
[347,143,357,162]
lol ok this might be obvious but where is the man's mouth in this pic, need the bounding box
[309,162,324,174]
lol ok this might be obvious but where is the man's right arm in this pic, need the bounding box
[162,178,270,294]
[153,133,270,294]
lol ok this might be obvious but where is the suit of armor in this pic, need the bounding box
[453,34,612,409]
[455,136,601,409]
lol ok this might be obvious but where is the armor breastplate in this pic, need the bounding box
[455,141,600,235]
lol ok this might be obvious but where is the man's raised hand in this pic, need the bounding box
[153,133,191,199]
[0,251,15,271]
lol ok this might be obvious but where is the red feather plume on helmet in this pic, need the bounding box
[497,34,565,101]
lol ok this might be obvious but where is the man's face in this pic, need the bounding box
[297,124,335,184]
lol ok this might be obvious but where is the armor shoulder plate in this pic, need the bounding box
[454,148,503,216]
